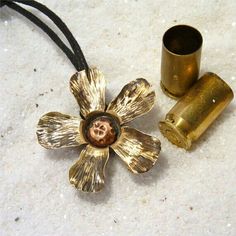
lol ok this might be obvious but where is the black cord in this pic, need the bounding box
[1,0,89,73]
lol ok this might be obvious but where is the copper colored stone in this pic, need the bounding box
[87,117,117,147]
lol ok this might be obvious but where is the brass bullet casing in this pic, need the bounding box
[159,72,234,149]
[161,25,203,98]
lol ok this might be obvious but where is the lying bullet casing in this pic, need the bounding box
[159,72,234,149]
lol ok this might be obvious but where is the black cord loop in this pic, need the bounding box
[1,0,89,73]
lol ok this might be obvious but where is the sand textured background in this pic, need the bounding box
[0,0,236,235]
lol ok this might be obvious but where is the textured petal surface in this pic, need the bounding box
[107,78,155,124]
[37,112,85,149]
[70,68,106,118]
[69,145,109,192]
[111,126,161,173]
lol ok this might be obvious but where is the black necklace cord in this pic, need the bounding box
[1,0,89,74]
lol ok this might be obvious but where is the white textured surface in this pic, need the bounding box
[1,1,236,235]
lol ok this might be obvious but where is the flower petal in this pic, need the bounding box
[70,68,106,118]
[69,145,109,192]
[37,112,85,149]
[111,126,161,173]
[106,78,155,124]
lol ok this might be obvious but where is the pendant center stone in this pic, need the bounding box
[85,114,120,148]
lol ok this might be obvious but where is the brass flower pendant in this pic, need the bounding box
[36,68,161,192]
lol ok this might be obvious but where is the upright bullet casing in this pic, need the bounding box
[159,73,234,149]
[161,25,203,98]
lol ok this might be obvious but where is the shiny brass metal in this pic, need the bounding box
[107,78,155,124]
[161,25,203,98]
[37,68,161,192]
[111,126,161,174]
[159,72,234,149]
[37,112,86,149]
[69,145,110,192]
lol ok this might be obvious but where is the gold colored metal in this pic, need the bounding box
[37,112,86,149]
[161,25,203,98]
[37,68,161,192]
[111,126,161,173]
[159,72,234,149]
[69,145,109,192]
[70,68,106,118]
[107,78,155,124]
